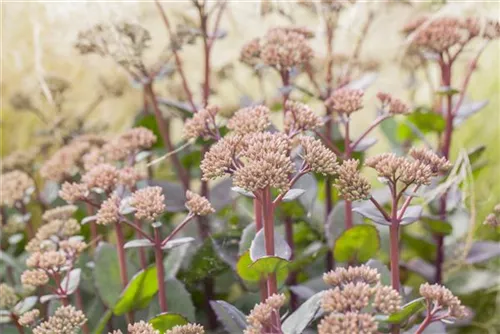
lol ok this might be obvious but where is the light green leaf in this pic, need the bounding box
[114,265,158,315]
[94,243,123,307]
[149,313,188,332]
[385,297,426,324]
[334,225,380,263]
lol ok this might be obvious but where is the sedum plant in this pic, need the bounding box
[1,2,499,334]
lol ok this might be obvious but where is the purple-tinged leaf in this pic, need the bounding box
[399,206,423,225]
[352,201,390,225]
[466,241,500,264]
[352,137,377,152]
[124,239,154,249]
[404,258,435,281]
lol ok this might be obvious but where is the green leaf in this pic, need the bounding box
[231,187,255,198]
[466,241,500,264]
[94,243,123,307]
[334,225,380,263]
[149,313,188,332]
[236,251,261,282]
[282,291,325,334]
[114,265,158,315]
[92,309,113,334]
[250,256,289,281]
[210,300,247,334]
[184,239,229,284]
[327,200,364,247]
[0,251,21,271]
[161,237,195,250]
[385,297,425,324]
[401,233,436,261]
[124,239,154,249]
[397,109,445,141]
[282,189,306,202]
[13,296,37,315]
[238,223,256,255]
[421,218,452,236]
[165,279,195,322]
[380,118,403,154]
[445,269,500,295]
[398,206,423,225]
[163,243,190,279]
[250,229,291,261]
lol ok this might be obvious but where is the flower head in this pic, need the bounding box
[240,38,261,66]
[484,204,500,227]
[318,312,378,334]
[284,101,324,134]
[0,170,34,207]
[323,265,380,286]
[336,159,371,201]
[373,285,402,314]
[409,147,451,175]
[245,293,285,332]
[82,164,119,192]
[131,187,166,221]
[325,88,364,116]
[260,27,313,70]
[227,106,270,135]
[201,135,244,180]
[26,251,67,270]
[127,321,160,334]
[21,269,50,288]
[300,136,338,176]
[321,282,374,313]
[40,141,93,182]
[420,283,468,319]
[233,133,295,193]
[183,106,219,140]
[42,205,78,222]
[0,284,19,309]
[185,191,215,216]
[33,305,87,334]
[104,127,156,161]
[59,182,89,204]
[96,194,121,226]
[19,309,40,327]
[166,323,205,334]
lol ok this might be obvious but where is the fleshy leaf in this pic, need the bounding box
[334,225,380,263]
[210,300,247,334]
[250,229,292,261]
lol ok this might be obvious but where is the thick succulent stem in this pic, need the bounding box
[154,227,168,313]
[114,222,133,323]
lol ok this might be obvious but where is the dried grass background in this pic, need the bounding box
[1,1,499,243]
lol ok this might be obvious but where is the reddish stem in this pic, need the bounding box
[10,313,25,334]
[135,220,148,270]
[154,227,168,313]
[75,288,90,334]
[114,222,133,323]
[85,202,97,252]
[389,190,401,334]
[262,187,278,297]
[254,198,268,301]
[284,215,298,310]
